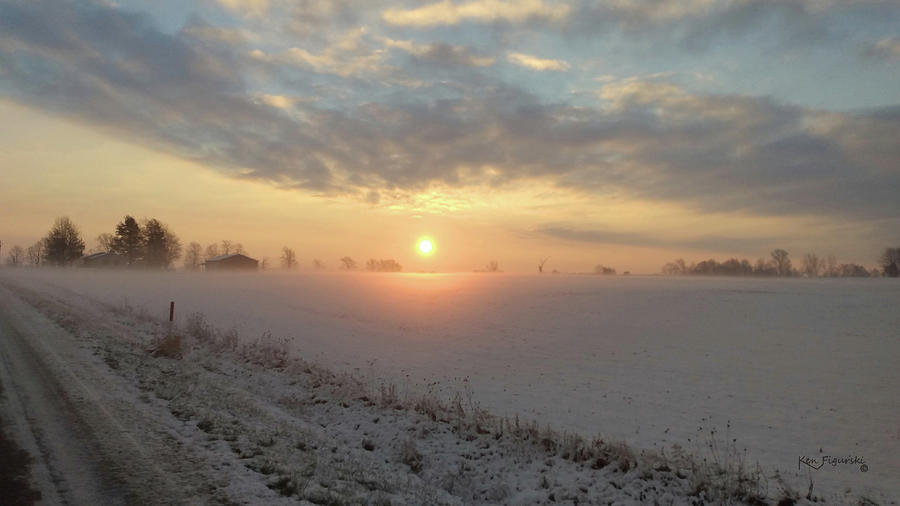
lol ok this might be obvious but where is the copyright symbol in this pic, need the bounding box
[860,464,868,473]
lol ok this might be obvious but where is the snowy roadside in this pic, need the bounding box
[0,277,850,505]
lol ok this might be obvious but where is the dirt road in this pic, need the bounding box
[0,285,194,505]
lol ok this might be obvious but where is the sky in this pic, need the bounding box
[1,0,898,273]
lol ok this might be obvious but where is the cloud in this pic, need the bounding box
[382,0,570,27]
[536,226,782,252]
[507,52,569,71]
[214,0,271,17]
[384,38,495,67]
[1,0,898,224]
[864,36,900,59]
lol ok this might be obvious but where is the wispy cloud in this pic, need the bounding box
[507,52,569,71]
[382,0,570,27]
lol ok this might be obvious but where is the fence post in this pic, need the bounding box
[169,301,175,322]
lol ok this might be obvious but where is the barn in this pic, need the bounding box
[81,251,126,268]
[203,253,259,271]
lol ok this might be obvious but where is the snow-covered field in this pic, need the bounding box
[3,269,898,503]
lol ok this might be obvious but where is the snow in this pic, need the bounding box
[2,268,898,503]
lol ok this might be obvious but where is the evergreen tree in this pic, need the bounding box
[143,219,168,268]
[42,216,85,265]
[111,215,143,265]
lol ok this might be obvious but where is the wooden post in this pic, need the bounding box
[169,301,175,322]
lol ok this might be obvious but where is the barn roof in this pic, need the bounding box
[205,253,257,263]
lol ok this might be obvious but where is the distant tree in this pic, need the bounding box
[754,258,776,276]
[770,249,792,277]
[184,242,203,271]
[26,241,44,267]
[42,216,85,266]
[312,258,325,270]
[824,254,839,277]
[142,219,181,268]
[367,258,403,272]
[801,253,823,278]
[281,247,297,269]
[234,243,246,255]
[538,257,549,274]
[485,260,500,272]
[594,264,616,275]
[6,245,24,267]
[260,257,270,271]
[838,263,871,277]
[339,256,357,270]
[95,232,114,253]
[204,243,220,260]
[221,240,233,255]
[111,215,143,265]
[879,247,900,277]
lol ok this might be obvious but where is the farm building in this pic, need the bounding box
[81,251,126,268]
[204,253,259,271]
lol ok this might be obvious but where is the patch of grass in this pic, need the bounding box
[399,438,423,473]
[150,331,183,359]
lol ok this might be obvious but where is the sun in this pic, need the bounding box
[417,238,434,255]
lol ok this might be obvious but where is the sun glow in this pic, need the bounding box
[417,238,434,255]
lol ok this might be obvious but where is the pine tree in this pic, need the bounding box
[111,215,143,265]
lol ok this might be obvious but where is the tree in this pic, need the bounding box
[538,257,549,274]
[281,247,297,269]
[801,253,823,278]
[111,215,143,265]
[6,245,24,267]
[312,258,325,270]
[221,240,233,255]
[234,243,246,255]
[824,254,839,277]
[594,264,616,275]
[339,256,357,270]
[184,242,203,271]
[880,247,900,277]
[205,243,220,260]
[366,258,402,272]
[142,219,181,268]
[26,241,44,267]
[143,219,168,268]
[95,232,114,253]
[770,249,792,277]
[42,216,85,266]
[485,260,500,272]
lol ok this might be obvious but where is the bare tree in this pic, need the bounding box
[801,253,823,277]
[312,258,325,270]
[366,258,402,272]
[339,256,357,270]
[538,257,549,273]
[96,232,114,252]
[6,245,24,267]
[485,260,500,272]
[770,249,792,277]
[184,242,203,270]
[204,243,220,261]
[594,264,616,275]
[281,247,297,269]
[26,241,44,267]
[234,243,246,255]
[880,247,900,277]
[220,240,233,255]
[260,257,270,271]
[824,254,839,277]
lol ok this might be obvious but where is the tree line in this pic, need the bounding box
[662,248,897,278]
[1,215,252,270]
